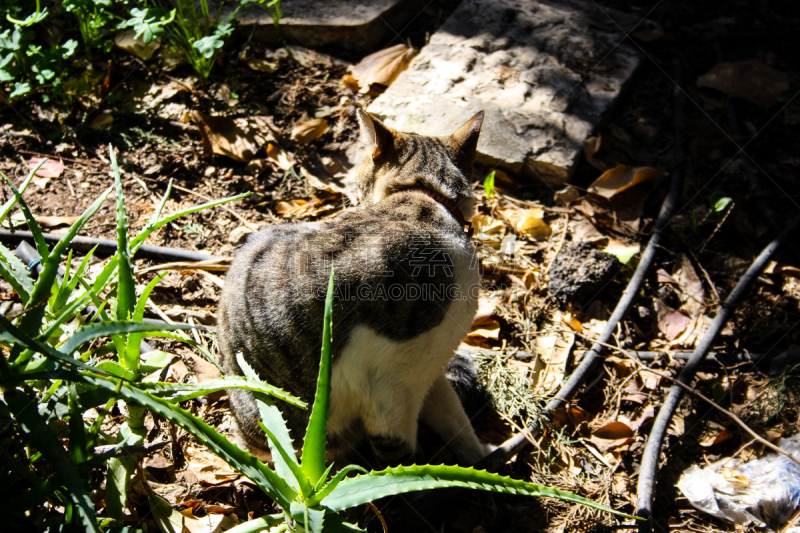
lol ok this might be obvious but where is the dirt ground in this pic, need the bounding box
[2,0,800,531]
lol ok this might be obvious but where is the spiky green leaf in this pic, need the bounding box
[237,351,302,489]
[130,192,250,253]
[110,146,135,321]
[307,465,367,506]
[139,376,306,408]
[300,267,334,485]
[17,186,112,340]
[259,420,313,497]
[0,162,39,222]
[59,320,190,357]
[323,464,637,519]
[1,390,99,532]
[68,371,298,509]
[0,242,33,303]
[2,169,48,261]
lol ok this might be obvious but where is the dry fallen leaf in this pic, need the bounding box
[593,421,635,440]
[265,143,297,170]
[473,297,501,326]
[498,208,552,241]
[115,29,161,60]
[29,157,64,178]
[470,214,505,241]
[655,297,692,341]
[35,215,79,228]
[247,58,278,73]
[299,166,347,195]
[341,74,360,93]
[588,164,665,199]
[184,353,221,383]
[191,112,274,162]
[351,43,417,94]
[89,112,114,131]
[516,209,552,241]
[291,118,328,145]
[184,446,240,486]
[533,321,575,396]
[697,60,790,107]
[675,254,705,315]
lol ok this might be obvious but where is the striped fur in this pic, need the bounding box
[218,110,491,468]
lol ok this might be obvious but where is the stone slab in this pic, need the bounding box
[236,0,428,55]
[368,0,643,187]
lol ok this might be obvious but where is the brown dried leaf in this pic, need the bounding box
[191,112,273,162]
[655,299,691,340]
[697,60,790,107]
[184,446,239,486]
[265,143,297,170]
[351,43,417,94]
[470,214,505,241]
[588,164,665,199]
[629,404,654,432]
[675,254,705,315]
[290,118,328,145]
[115,29,161,60]
[473,297,501,326]
[184,353,221,383]
[593,421,634,440]
[274,199,307,215]
[35,215,79,228]
[246,58,278,73]
[499,208,552,241]
[341,74,360,93]
[466,319,501,344]
[29,157,64,178]
[89,113,114,131]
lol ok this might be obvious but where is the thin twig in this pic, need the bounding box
[366,502,388,533]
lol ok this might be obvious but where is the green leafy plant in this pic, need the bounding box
[63,0,117,55]
[709,192,733,215]
[0,0,78,101]
[264,0,282,31]
[0,149,291,530]
[118,0,267,80]
[483,170,496,199]
[218,268,637,532]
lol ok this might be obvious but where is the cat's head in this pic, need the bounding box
[355,109,484,220]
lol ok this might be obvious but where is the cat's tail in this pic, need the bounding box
[445,351,494,422]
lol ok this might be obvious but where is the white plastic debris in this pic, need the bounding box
[677,433,800,530]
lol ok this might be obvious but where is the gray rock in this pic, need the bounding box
[368,0,642,187]
[548,241,622,306]
[236,0,428,55]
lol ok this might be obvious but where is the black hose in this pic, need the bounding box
[0,230,223,263]
[635,213,800,532]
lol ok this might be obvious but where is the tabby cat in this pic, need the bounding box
[218,109,490,467]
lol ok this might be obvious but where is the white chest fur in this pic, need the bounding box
[327,233,480,459]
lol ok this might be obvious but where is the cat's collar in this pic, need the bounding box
[403,187,474,239]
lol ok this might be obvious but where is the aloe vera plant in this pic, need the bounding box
[1,153,636,531]
[0,150,295,530]
[216,268,638,532]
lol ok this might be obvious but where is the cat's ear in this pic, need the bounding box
[356,108,394,159]
[450,111,484,167]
